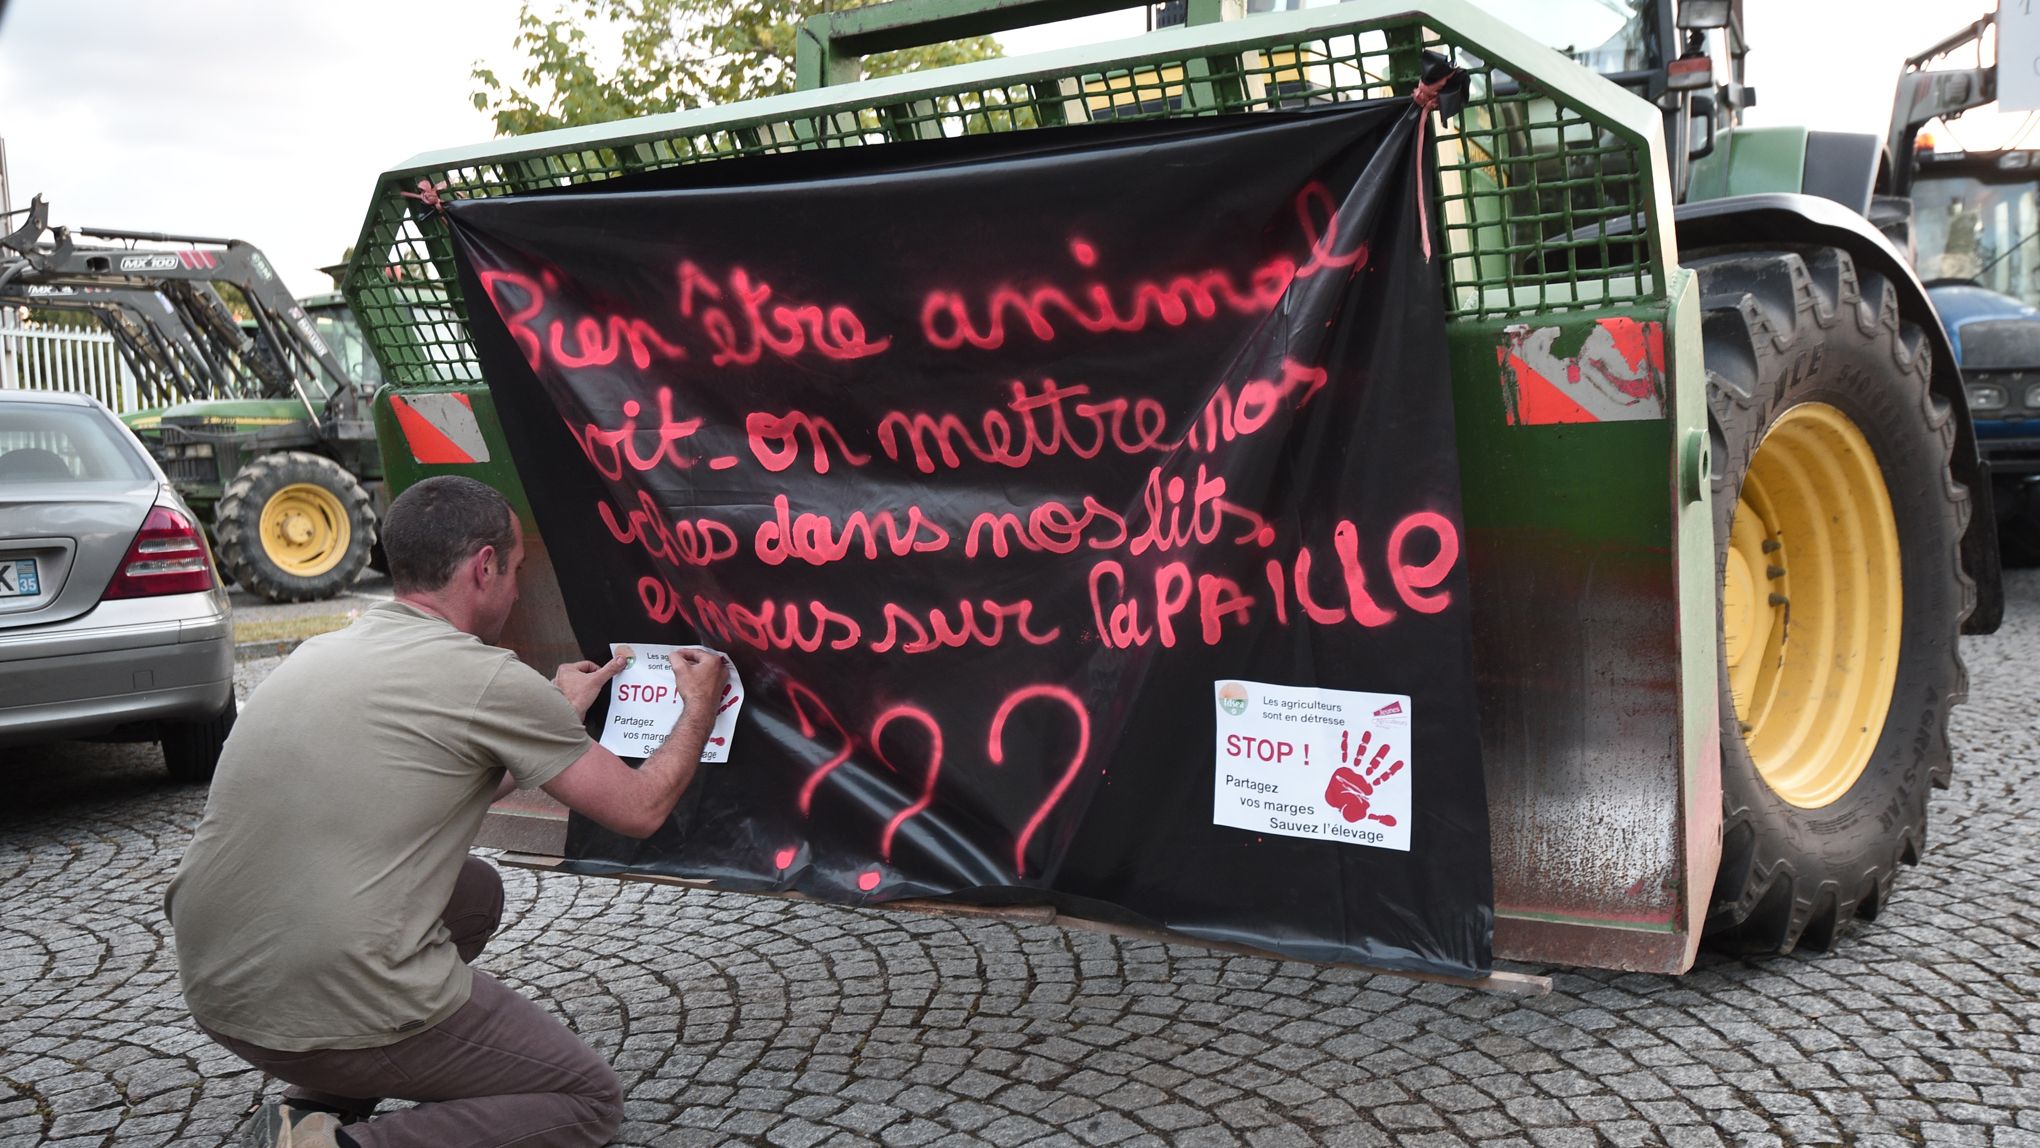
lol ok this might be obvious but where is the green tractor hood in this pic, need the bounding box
[151,397,313,431]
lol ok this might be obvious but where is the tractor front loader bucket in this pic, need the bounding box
[347,0,1717,973]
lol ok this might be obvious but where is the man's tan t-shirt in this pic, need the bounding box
[166,602,592,1051]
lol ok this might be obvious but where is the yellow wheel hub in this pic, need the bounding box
[1723,402,1902,809]
[258,483,350,578]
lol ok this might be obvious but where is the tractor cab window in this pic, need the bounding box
[309,306,386,390]
[1915,174,2040,308]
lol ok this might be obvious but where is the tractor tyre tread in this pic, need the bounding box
[215,451,377,604]
[1690,245,1970,956]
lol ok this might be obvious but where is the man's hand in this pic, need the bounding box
[672,647,729,718]
[554,654,629,720]
[543,647,731,839]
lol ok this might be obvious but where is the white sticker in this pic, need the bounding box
[1211,679,1412,851]
[598,643,744,762]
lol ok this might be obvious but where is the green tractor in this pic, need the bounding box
[2,203,385,601]
[340,0,1999,972]
[1881,8,2040,562]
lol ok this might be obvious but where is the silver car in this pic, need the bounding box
[0,388,235,780]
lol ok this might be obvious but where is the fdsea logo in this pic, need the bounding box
[1217,682,1249,717]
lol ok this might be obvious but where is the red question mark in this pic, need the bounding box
[785,677,854,817]
[988,685,1092,879]
[871,705,944,862]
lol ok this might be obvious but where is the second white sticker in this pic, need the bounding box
[1211,679,1412,851]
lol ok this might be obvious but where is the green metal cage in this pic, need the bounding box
[342,0,1674,389]
[346,0,1718,974]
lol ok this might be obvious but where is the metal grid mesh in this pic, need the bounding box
[347,15,1662,389]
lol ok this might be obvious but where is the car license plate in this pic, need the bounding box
[0,558,39,598]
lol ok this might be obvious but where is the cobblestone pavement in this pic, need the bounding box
[5,575,2040,1148]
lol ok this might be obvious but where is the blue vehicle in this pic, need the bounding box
[1892,14,2040,560]
[1925,280,2040,560]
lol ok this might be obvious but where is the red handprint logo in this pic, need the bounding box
[1325,728,1403,826]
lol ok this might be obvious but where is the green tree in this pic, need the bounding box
[23,308,99,330]
[472,0,1004,136]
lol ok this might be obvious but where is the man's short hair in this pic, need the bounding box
[382,475,517,593]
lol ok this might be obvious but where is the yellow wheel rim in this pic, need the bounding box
[1722,402,1902,809]
[258,482,350,578]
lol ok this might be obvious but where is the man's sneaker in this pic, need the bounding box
[244,1101,347,1148]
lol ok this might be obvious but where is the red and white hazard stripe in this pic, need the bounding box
[1496,317,1666,427]
[388,392,492,464]
[177,250,220,270]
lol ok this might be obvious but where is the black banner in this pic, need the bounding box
[445,98,1493,977]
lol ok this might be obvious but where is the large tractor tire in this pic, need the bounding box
[215,451,378,603]
[1694,246,1972,955]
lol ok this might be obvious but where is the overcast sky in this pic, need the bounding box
[0,1,2005,301]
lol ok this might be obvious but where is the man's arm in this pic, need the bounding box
[540,649,727,838]
[492,650,629,804]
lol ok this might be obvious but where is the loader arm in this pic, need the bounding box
[1886,14,1998,195]
[0,198,361,425]
[10,296,187,406]
[0,283,236,404]
[0,266,321,417]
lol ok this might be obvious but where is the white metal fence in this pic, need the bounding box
[0,312,140,412]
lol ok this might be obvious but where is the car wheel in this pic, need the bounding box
[162,696,236,784]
